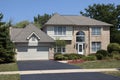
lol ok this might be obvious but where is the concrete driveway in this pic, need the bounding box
[17,60,120,80]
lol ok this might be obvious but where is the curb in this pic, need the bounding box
[0,69,119,75]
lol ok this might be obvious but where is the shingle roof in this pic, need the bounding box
[45,13,112,26]
[10,24,54,43]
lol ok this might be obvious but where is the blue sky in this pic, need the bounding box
[0,0,120,23]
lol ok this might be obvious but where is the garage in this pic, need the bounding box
[16,46,49,60]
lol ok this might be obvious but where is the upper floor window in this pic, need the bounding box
[54,26,66,35]
[76,31,85,42]
[92,27,101,35]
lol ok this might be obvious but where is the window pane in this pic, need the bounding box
[54,48,56,53]
[76,36,85,42]
[58,27,62,35]
[54,27,57,35]
[92,42,101,52]
[92,27,101,35]
[57,47,61,53]
[62,47,66,53]
[62,27,66,35]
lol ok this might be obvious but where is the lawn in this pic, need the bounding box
[73,60,120,69]
[0,63,18,72]
[0,74,20,80]
[103,71,120,77]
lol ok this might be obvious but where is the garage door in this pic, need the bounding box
[16,46,49,60]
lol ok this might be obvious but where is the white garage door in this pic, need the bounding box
[16,46,49,60]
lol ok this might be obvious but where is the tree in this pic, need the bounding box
[0,13,15,63]
[80,4,120,43]
[15,20,29,28]
[34,14,51,28]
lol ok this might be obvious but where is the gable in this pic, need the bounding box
[10,24,54,43]
[27,32,40,40]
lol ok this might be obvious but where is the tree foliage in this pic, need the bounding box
[80,4,120,43]
[55,39,66,47]
[15,20,29,28]
[0,13,15,63]
[34,14,51,28]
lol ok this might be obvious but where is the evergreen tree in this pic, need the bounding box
[0,13,15,63]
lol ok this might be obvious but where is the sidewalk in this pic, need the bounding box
[0,68,119,75]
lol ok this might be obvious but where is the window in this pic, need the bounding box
[54,26,66,35]
[76,31,85,42]
[54,46,66,53]
[32,36,35,41]
[92,27,101,35]
[92,42,101,52]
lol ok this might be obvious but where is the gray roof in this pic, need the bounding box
[45,13,112,26]
[10,24,54,43]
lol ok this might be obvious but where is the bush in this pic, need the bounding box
[0,48,15,63]
[64,54,83,60]
[82,55,96,61]
[54,53,83,60]
[96,49,109,60]
[107,43,120,53]
[111,51,120,60]
[54,53,64,60]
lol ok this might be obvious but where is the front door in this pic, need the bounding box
[78,43,84,54]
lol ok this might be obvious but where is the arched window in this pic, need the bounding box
[76,31,85,42]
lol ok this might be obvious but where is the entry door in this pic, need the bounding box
[78,43,84,54]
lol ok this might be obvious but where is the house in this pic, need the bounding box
[43,13,111,55]
[10,13,111,60]
[10,24,54,60]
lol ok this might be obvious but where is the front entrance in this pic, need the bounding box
[77,43,84,54]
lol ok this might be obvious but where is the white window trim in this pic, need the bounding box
[27,32,40,40]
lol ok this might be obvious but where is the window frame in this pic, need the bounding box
[54,26,66,35]
[76,31,85,42]
[92,42,101,52]
[54,46,66,53]
[92,27,101,35]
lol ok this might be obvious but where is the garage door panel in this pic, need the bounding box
[16,46,49,60]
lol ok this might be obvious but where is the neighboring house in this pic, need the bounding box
[43,13,112,56]
[10,24,54,60]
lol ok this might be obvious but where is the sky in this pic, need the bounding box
[0,0,120,24]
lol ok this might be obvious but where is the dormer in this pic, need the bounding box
[27,32,40,46]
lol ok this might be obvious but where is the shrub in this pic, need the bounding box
[111,51,120,60]
[96,49,109,60]
[107,43,120,53]
[0,48,15,63]
[64,54,83,60]
[82,55,96,61]
[54,53,64,60]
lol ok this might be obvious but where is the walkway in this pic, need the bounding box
[0,68,119,75]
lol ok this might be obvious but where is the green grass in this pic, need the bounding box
[0,74,20,80]
[73,60,120,69]
[0,63,18,72]
[103,71,120,77]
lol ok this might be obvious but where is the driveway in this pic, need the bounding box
[17,60,120,80]
[17,60,80,71]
